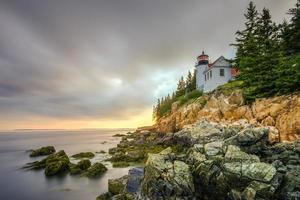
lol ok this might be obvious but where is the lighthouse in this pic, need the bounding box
[195,51,209,90]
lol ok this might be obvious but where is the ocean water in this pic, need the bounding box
[0,129,133,200]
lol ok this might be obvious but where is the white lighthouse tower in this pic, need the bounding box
[195,51,209,91]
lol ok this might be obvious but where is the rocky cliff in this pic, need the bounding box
[156,89,300,143]
[102,121,300,200]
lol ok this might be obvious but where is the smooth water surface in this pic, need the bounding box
[0,129,133,200]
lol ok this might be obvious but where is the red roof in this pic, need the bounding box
[231,68,239,77]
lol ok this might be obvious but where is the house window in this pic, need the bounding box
[210,70,212,78]
[220,69,224,76]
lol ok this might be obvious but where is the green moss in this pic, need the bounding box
[29,146,56,157]
[71,152,95,159]
[96,150,106,154]
[112,161,130,168]
[77,159,91,170]
[24,150,71,176]
[112,193,134,200]
[44,150,70,176]
[83,162,107,178]
[69,163,83,175]
[45,160,69,176]
[216,80,244,96]
[108,175,128,195]
[96,192,112,200]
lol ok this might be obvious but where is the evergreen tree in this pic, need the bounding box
[175,76,186,97]
[232,1,259,67]
[191,69,197,90]
[285,0,300,55]
[186,71,193,92]
[246,8,281,98]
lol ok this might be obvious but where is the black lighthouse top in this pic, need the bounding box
[197,51,209,65]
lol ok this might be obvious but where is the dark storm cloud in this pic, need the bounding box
[0,0,295,122]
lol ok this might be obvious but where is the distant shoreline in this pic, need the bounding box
[0,128,135,133]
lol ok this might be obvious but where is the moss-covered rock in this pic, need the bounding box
[83,162,107,178]
[112,162,130,168]
[69,159,91,175]
[69,163,83,175]
[24,150,70,176]
[45,159,69,176]
[141,147,195,199]
[71,152,95,159]
[242,181,275,199]
[111,193,134,200]
[96,192,112,200]
[96,150,106,154]
[223,162,276,183]
[77,159,91,170]
[108,175,128,195]
[29,146,56,157]
[44,150,70,176]
[224,145,260,163]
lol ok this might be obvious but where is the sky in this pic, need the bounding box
[0,0,296,130]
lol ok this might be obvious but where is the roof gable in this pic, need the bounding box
[211,56,230,67]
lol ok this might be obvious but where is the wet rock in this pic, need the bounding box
[69,163,82,175]
[279,170,300,200]
[71,152,95,159]
[242,181,275,199]
[77,159,91,170]
[108,175,128,195]
[224,145,260,163]
[204,141,224,157]
[43,150,70,176]
[112,162,130,168]
[228,189,242,200]
[96,192,112,200]
[83,162,107,178]
[141,148,194,199]
[111,193,134,200]
[224,162,276,183]
[126,167,144,194]
[29,146,56,157]
[227,127,268,146]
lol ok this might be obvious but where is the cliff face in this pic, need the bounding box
[155,89,300,143]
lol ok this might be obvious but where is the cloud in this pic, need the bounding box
[0,0,296,128]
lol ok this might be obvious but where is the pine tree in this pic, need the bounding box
[247,8,281,98]
[232,1,259,67]
[175,76,186,97]
[186,71,193,92]
[191,69,197,90]
[285,0,300,54]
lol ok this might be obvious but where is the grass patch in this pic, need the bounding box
[216,80,243,96]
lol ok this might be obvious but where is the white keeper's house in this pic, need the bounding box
[195,51,238,92]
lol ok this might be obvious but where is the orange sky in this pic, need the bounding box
[0,108,153,130]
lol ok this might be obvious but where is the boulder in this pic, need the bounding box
[77,159,91,170]
[83,162,107,178]
[224,145,260,163]
[108,175,128,195]
[71,152,95,159]
[279,170,300,200]
[43,150,70,176]
[69,163,82,175]
[126,167,144,194]
[235,128,268,146]
[96,192,111,200]
[29,146,56,157]
[141,148,194,199]
[242,181,275,199]
[69,159,91,175]
[224,162,276,183]
[204,141,224,157]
